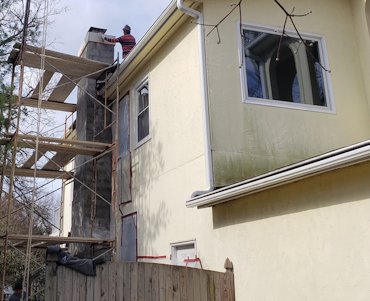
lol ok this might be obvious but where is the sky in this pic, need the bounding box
[47,0,173,56]
[42,0,173,127]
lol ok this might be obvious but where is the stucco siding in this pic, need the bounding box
[117,19,210,258]
[209,160,370,300]
[113,3,370,300]
[202,0,370,186]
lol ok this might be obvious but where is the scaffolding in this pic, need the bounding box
[0,10,120,301]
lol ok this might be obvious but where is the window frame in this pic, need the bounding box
[134,77,151,148]
[170,240,197,267]
[239,23,335,113]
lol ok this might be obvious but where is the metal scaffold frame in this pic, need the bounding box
[0,1,120,299]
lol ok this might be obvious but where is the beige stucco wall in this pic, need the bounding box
[202,0,370,186]
[207,160,370,300]
[351,0,370,111]
[117,19,212,259]
[115,2,370,300]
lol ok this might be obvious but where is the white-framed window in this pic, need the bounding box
[136,80,149,145]
[171,240,199,268]
[241,24,333,112]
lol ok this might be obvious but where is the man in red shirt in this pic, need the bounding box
[104,25,136,59]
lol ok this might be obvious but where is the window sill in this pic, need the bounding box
[134,135,151,150]
[244,97,336,114]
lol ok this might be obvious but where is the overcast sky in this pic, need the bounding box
[48,0,173,56]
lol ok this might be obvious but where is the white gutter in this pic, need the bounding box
[187,140,370,208]
[177,0,214,196]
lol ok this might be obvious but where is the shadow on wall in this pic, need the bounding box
[212,161,370,229]
[129,121,170,254]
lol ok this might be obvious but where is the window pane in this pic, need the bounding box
[138,86,148,112]
[246,57,264,98]
[244,29,327,107]
[138,108,149,142]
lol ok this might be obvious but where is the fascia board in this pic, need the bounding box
[186,141,370,208]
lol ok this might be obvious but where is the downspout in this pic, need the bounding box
[177,0,214,197]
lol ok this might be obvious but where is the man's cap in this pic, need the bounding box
[123,25,131,32]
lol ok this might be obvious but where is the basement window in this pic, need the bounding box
[242,25,332,111]
[171,240,198,268]
[136,81,149,144]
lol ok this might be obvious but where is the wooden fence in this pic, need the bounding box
[46,261,235,301]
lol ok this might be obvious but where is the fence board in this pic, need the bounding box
[123,262,131,300]
[45,261,58,301]
[66,268,74,301]
[56,266,63,301]
[86,273,94,301]
[93,266,102,301]
[186,268,194,301]
[208,271,215,301]
[151,263,159,301]
[130,262,138,301]
[214,272,221,301]
[78,273,87,301]
[192,268,201,301]
[165,265,173,301]
[158,265,166,301]
[200,268,208,301]
[144,262,153,301]
[226,273,235,301]
[101,263,110,301]
[179,267,187,301]
[47,262,235,301]
[109,262,117,301]
[172,266,180,301]
[137,263,145,301]
[116,262,124,301]
[71,269,79,301]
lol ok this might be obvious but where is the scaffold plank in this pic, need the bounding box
[47,75,77,103]
[22,150,47,169]
[31,70,54,99]
[21,98,77,112]
[0,166,71,179]
[14,134,111,148]
[42,152,75,171]
[21,43,109,69]
[9,48,108,79]
[0,136,110,156]
[2,234,114,249]
[13,141,104,156]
